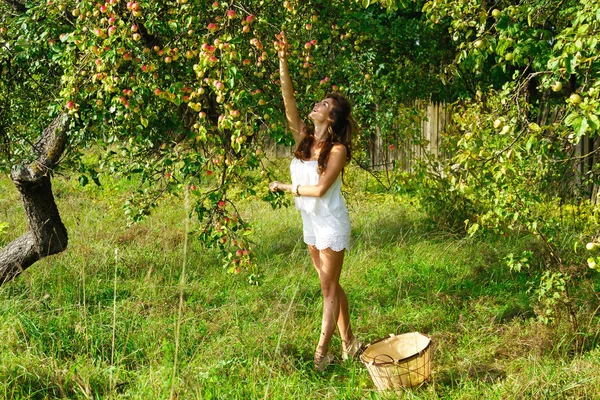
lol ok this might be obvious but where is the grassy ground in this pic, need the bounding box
[0,165,599,399]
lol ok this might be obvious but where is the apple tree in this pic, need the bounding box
[0,0,458,285]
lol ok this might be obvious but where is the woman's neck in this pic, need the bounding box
[313,122,329,144]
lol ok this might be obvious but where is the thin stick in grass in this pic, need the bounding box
[111,248,118,392]
[170,185,190,400]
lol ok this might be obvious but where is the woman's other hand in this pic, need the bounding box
[269,181,282,192]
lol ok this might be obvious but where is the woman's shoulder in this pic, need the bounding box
[330,143,347,157]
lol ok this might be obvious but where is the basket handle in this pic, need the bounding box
[369,353,396,366]
[395,323,415,336]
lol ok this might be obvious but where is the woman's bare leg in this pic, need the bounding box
[308,245,354,356]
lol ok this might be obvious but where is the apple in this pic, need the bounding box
[586,242,596,251]
[569,93,582,105]
[164,56,172,63]
[108,26,116,36]
[305,24,312,30]
[246,15,255,23]
[388,144,395,150]
[491,9,501,18]
[551,81,562,92]
[494,119,503,129]
[226,10,236,19]
[212,1,219,8]
[123,53,132,60]
[131,2,140,11]
[132,33,141,41]
[242,25,250,33]
[131,24,138,32]
[588,257,597,269]
[504,52,514,61]
[263,114,270,120]
[474,39,484,49]
[66,101,75,109]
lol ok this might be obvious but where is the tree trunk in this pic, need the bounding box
[0,114,69,285]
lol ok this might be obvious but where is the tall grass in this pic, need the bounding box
[0,165,599,399]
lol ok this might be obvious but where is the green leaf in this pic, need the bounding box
[362,0,371,8]
[79,175,89,187]
[578,117,589,137]
[141,116,148,128]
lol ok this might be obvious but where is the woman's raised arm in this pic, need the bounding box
[277,33,306,146]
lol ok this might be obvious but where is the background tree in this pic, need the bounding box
[397,0,600,328]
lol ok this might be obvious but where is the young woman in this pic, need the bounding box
[269,33,361,371]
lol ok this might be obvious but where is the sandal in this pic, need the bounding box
[314,352,334,371]
[342,338,363,361]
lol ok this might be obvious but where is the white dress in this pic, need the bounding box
[290,158,351,252]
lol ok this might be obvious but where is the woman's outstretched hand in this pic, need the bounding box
[275,31,288,60]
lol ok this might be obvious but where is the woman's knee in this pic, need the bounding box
[320,280,340,299]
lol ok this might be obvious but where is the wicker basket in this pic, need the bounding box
[360,331,432,390]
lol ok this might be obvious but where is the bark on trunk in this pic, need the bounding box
[0,114,69,285]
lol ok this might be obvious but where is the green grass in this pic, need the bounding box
[1,166,599,399]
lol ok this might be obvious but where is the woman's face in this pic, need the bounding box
[308,98,334,124]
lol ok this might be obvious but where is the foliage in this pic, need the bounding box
[0,0,457,276]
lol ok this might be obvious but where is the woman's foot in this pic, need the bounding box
[342,336,363,360]
[314,351,334,371]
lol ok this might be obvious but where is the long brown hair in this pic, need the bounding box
[294,92,355,174]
